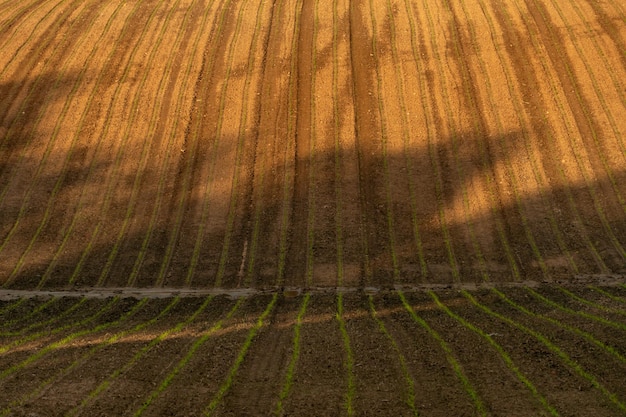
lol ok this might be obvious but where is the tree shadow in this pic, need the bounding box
[2,117,625,290]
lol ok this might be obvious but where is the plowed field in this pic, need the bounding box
[1,0,625,414]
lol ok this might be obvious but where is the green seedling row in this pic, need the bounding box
[0,297,180,417]
[203,293,278,415]
[368,295,418,416]
[493,288,626,365]
[132,297,244,416]
[0,297,118,355]
[336,292,356,416]
[399,291,487,416]
[0,297,141,381]
[155,0,233,288]
[526,287,626,332]
[68,296,216,416]
[0,297,86,337]
[463,290,626,413]
[275,293,311,416]
[429,291,559,416]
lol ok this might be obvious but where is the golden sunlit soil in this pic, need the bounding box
[0,0,625,414]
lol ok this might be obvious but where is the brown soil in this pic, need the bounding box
[1,0,626,414]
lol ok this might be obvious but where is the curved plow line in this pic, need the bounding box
[0,297,179,417]
[66,295,215,417]
[402,0,456,281]
[416,0,498,282]
[443,0,532,280]
[447,0,513,282]
[336,292,355,416]
[553,0,626,163]
[347,0,373,286]
[477,0,590,274]
[0,297,118,355]
[589,286,626,304]
[0,0,91,209]
[398,291,487,416]
[346,0,371,283]
[0,0,43,25]
[332,0,345,287]
[67,0,172,285]
[274,0,304,287]
[0,0,59,54]
[186,0,251,287]
[536,0,626,210]
[514,0,626,261]
[417,0,493,282]
[463,290,626,413]
[456,0,561,277]
[0,298,86,339]
[126,0,219,286]
[303,0,319,287]
[367,0,400,281]
[0,0,58,135]
[202,294,279,416]
[274,293,310,416]
[242,0,286,287]
[2,2,120,284]
[558,287,626,317]
[368,295,417,416]
[0,0,79,183]
[383,0,427,278]
[27,0,146,288]
[492,288,626,365]
[429,291,559,415]
[110,0,202,286]
[129,298,243,416]
[526,287,626,332]
[90,0,171,286]
[569,0,626,106]
[0,297,140,381]
[489,0,605,272]
[213,0,267,288]
[95,0,193,286]
[0,0,69,87]
[0,297,58,331]
[0,0,104,205]
[0,298,26,316]
[5,0,149,288]
[154,0,235,287]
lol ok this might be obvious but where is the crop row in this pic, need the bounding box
[1,286,626,415]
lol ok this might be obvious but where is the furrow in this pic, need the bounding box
[400,0,457,283]
[202,294,278,416]
[124,0,220,287]
[151,0,236,288]
[212,0,268,288]
[65,296,216,416]
[368,295,417,416]
[274,293,311,415]
[493,288,626,366]
[398,291,487,416]
[429,291,559,416]
[463,290,626,413]
[0,298,118,356]
[0,298,180,416]
[526,287,626,332]
[336,292,355,416]
[0,297,136,381]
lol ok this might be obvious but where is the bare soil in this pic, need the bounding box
[1,0,626,414]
